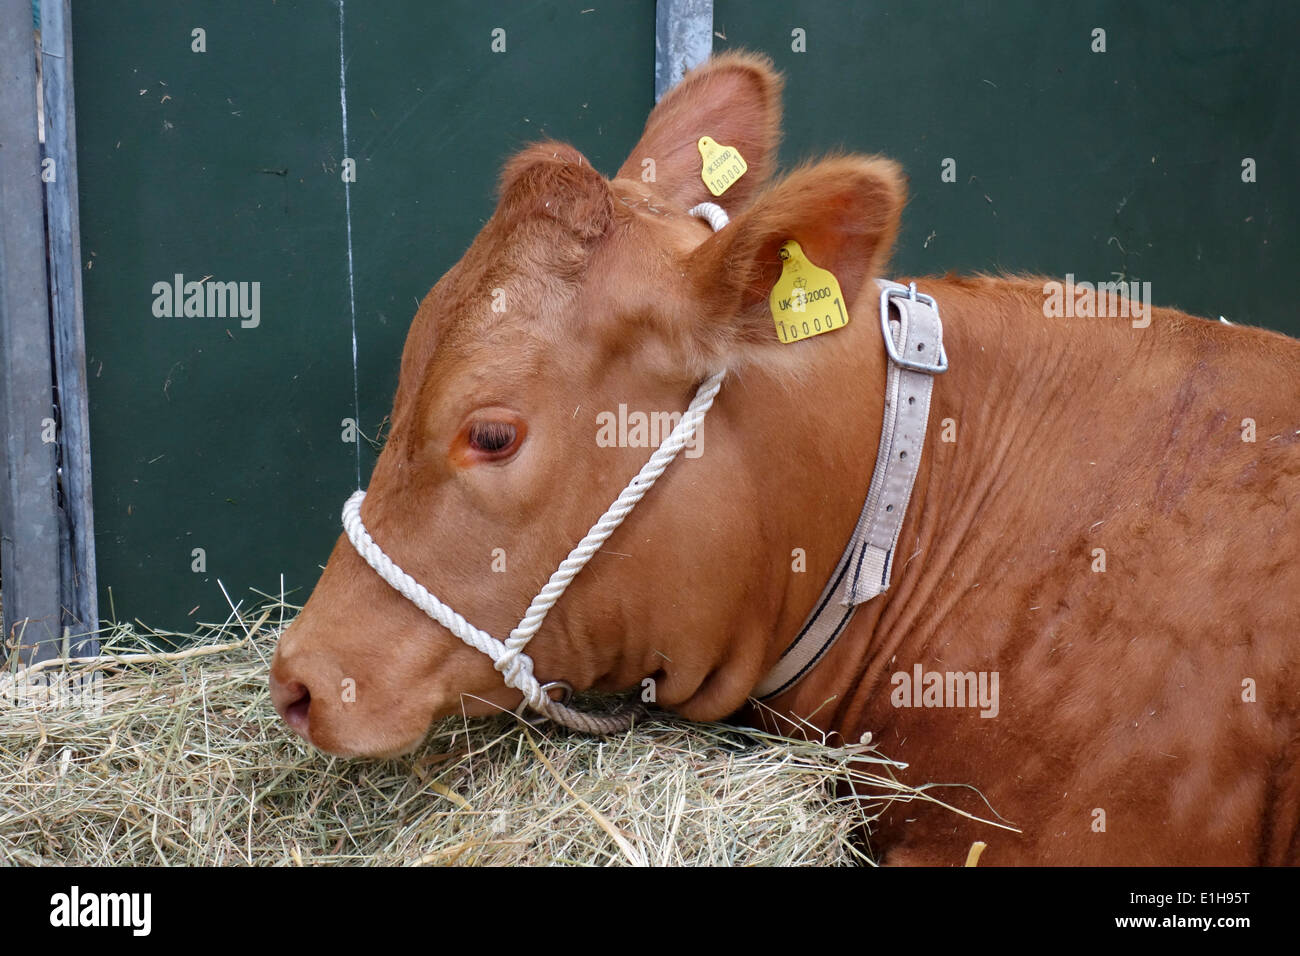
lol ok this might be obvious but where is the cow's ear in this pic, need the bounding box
[615,51,782,212]
[685,156,907,354]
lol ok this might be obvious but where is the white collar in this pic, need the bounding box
[753,279,947,699]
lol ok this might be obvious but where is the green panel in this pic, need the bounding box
[73,0,1297,634]
[75,0,654,633]
[715,0,1299,332]
[342,1,656,475]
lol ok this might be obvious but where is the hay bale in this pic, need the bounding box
[0,599,963,866]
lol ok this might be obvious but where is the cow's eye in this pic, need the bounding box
[467,420,519,456]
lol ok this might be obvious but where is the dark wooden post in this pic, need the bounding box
[0,0,98,664]
[41,0,98,655]
[0,0,63,663]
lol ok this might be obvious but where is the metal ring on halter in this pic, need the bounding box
[541,680,574,704]
[514,680,574,717]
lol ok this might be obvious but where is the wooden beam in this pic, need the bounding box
[0,0,62,663]
[41,0,98,654]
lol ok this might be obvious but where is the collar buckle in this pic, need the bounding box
[880,281,949,374]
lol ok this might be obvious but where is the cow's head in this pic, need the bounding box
[270,53,906,757]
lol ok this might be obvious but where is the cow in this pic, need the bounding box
[270,52,1300,865]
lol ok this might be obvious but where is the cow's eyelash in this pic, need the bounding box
[467,421,518,454]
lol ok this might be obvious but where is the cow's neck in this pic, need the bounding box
[755,275,1135,738]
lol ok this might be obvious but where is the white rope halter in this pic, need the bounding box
[341,201,732,734]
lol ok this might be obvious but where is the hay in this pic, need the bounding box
[0,596,989,866]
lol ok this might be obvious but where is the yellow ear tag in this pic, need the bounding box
[698,136,748,197]
[768,240,849,344]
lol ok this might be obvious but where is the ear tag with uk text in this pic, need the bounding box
[768,240,849,344]
[698,136,748,197]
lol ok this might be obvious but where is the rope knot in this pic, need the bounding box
[493,644,534,690]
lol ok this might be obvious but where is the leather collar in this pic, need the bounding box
[753,279,947,700]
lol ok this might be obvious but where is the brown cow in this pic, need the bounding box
[271,53,1300,865]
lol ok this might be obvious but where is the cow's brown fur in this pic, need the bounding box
[271,52,1300,865]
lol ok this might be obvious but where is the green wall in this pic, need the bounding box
[74,1,1296,632]
[715,0,1298,328]
[74,1,654,631]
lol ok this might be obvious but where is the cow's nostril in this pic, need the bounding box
[286,687,311,728]
[280,682,312,736]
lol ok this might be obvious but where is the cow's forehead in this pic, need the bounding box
[389,228,590,423]
[396,147,706,413]
[436,224,587,349]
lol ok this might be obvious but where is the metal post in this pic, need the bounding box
[654,0,713,102]
[41,0,98,655]
[0,0,62,663]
